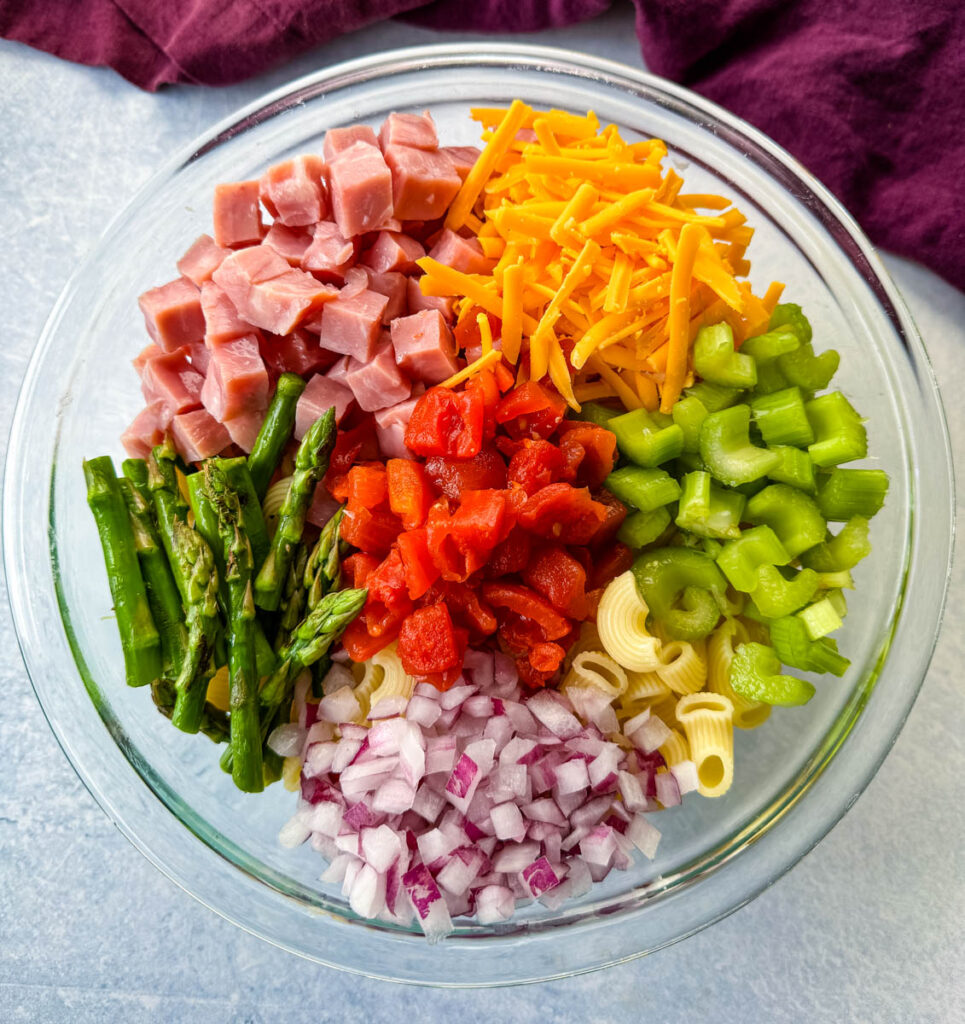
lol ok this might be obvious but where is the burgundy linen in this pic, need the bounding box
[2,0,962,290]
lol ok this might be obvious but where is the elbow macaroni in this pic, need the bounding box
[597,571,664,672]
[352,642,417,722]
[658,727,690,767]
[262,475,292,521]
[655,636,708,695]
[707,619,771,730]
[562,650,629,699]
[675,692,735,798]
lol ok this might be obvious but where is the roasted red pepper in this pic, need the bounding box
[386,459,435,530]
[485,526,532,578]
[495,381,568,440]
[528,641,566,675]
[398,603,465,677]
[343,551,380,589]
[523,545,589,620]
[507,438,564,495]
[396,528,440,600]
[588,541,634,591]
[481,582,573,641]
[325,417,380,495]
[424,449,507,500]
[404,386,484,458]
[589,490,629,549]
[426,490,507,581]
[341,615,393,662]
[345,463,388,510]
[556,422,618,489]
[430,581,499,636]
[517,483,608,545]
[340,505,403,555]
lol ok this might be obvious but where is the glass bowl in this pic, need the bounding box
[4,44,953,986]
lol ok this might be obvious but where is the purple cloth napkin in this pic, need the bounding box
[2,0,962,291]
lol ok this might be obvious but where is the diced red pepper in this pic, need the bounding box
[523,545,588,620]
[556,422,618,489]
[498,612,548,653]
[516,656,554,690]
[340,505,403,555]
[343,551,380,589]
[485,526,532,578]
[495,381,567,440]
[346,463,388,510]
[517,483,608,545]
[507,439,564,495]
[326,418,380,485]
[423,449,507,499]
[494,361,515,392]
[363,548,413,638]
[397,528,440,600]
[329,473,351,503]
[588,541,634,591]
[398,604,465,677]
[386,459,435,530]
[528,641,566,675]
[426,490,507,582]
[467,368,500,441]
[433,581,498,636]
[481,582,572,641]
[404,386,484,458]
[341,615,393,661]
[453,307,501,353]
[419,665,464,692]
[589,490,629,549]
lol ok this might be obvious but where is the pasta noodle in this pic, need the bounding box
[658,727,690,766]
[623,669,671,704]
[655,636,707,695]
[675,692,735,798]
[351,642,417,723]
[564,621,604,669]
[562,650,629,699]
[707,619,771,730]
[738,615,772,646]
[262,475,292,521]
[597,571,664,672]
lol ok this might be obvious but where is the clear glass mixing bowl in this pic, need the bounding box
[3,44,954,986]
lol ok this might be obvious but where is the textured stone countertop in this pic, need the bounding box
[1,8,963,1022]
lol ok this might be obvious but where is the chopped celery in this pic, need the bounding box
[741,329,800,363]
[751,387,815,448]
[578,401,620,427]
[753,360,792,395]
[769,616,851,676]
[751,564,819,618]
[797,597,843,639]
[814,569,854,590]
[806,392,867,467]
[693,322,758,389]
[732,477,769,498]
[609,408,685,467]
[675,452,709,475]
[826,588,848,617]
[605,466,681,512]
[672,395,709,453]
[816,468,889,520]
[744,483,827,559]
[684,380,743,412]
[767,445,817,493]
[800,517,872,572]
[675,471,746,540]
[632,546,728,641]
[778,342,840,391]
[699,405,780,487]
[730,642,815,706]
[618,506,672,548]
[716,525,792,593]
[769,303,813,345]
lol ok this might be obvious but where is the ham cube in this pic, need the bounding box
[294,373,355,440]
[201,282,251,346]
[316,287,389,362]
[374,397,420,460]
[345,341,411,412]
[390,310,458,384]
[133,343,163,376]
[259,329,335,379]
[215,244,290,286]
[428,228,492,275]
[302,221,356,283]
[200,333,269,421]
[223,409,264,453]
[121,400,171,459]
[441,145,481,181]
[140,347,204,416]
[212,180,264,249]
[259,155,327,227]
[323,124,378,163]
[378,111,439,152]
[362,231,425,275]
[328,142,394,238]
[407,277,454,321]
[171,408,230,463]
[384,146,460,221]
[307,484,341,529]
[176,234,231,287]
[138,277,205,352]
[326,355,352,386]
[263,223,313,266]
[365,270,407,323]
[187,340,211,374]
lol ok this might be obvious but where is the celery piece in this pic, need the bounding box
[751,564,820,618]
[675,471,746,540]
[672,395,709,454]
[744,483,827,559]
[826,588,848,617]
[702,538,724,559]
[769,615,851,677]
[716,525,792,593]
[578,401,621,427]
[767,445,817,493]
[814,569,854,590]
[753,360,792,395]
[797,597,843,640]
[730,642,815,706]
[779,343,840,392]
[618,506,672,549]
[609,408,685,468]
[751,387,815,448]
[685,380,744,412]
[732,477,769,498]
[769,303,813,345]
[800,517,872,572]
[675,452,709,475]
[741,329,800,364]
[693,322,757,389]
[816,467,889,520]
[699,405,780,488]
[605,465,681,512]
[632,546,728,641]
[806,392,867,468]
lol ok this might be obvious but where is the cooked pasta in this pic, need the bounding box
[597,571,664,672]
[262,475,292,521]
[623,669,671,704]
[352,642,417,722]
[564,621,604,668]
[562,650,629,699]
[675,692,735,798]
[738,615,772,646]
[658,727,690,766]
[707,618,772,730]
[655,636,707,695]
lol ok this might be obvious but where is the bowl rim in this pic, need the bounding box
[4,42,955,985]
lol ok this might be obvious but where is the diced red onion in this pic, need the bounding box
[462,648,495,692]
[349,862,387,919]
[527,690,583,739]
[554,758,590,796]
[406,694,442,728]
[489,763,528,804]
[278,814,311,849]
[321,852,356,885]
[521,798,566,826]
[308,800,344,837]
[370,777,416,815]
[361,824,404,873]
[617,770,647,814]
[414,682,440,700]
[368,695,409,720]
[630,715,672,755]
[321,663,355,695]
[335,832,362,857]
[417,828,457,871]
[520,856,561,898]
[302,741,337,779]
[266,722,304,758]
[627,813,661,859]
[655,770,681,808]
[402,863,453,943]
[502,701,538,736]
[587,744,623,793]
[670,760,699,795]
[439,683,477,711]
[490,801,527,842]
[306,720,335,746]
[424,733,457,775]
[492,651,518,693]
[318,685,361,724]
[579,824,616,868]
[331,737,364,774]
[492,840,540,873]
[474,884,516,924]
[436,845,487,895]
[482,714,514,752]
[462,695,494,717]
[499,736,539,767]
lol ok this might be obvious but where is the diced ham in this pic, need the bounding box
[223,409,264,453]
[378,111,439,152]
[374,396,420,460]
[201,282,251,346]
[259,155,327,227]
[133,343,162,376]
[176,234,231,287]
[345,341,412,412]
[140,347,205,416]
[294,373,355,440]
[200,333,269,421]
[326,355,352,386]
[171,408,230,463]
[323,125,378,163]
[428,228,492,275]
[315,287,389,362]
[440,145,482,181]
[302,221,356,283]
[406,277,454,321]
[362,231,425,275]
[138,277,205,352]
[212,180,264,249]
[187,341,211,374]
[364,270,407,323]
[383,145,461,222]
[120,400,171,459]
[307,484,341,528]
[215,244,290,285]
[264,223,313,266]
[259,330,336,379]
[390,310,459,384]
[339,266,370,300]
[328,142,394,238]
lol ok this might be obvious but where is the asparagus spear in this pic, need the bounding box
[151,678,229,745]
[118,477,187,676]
[259,587,367,710]
[275,543,309,652]
[216,457,271,572]
[147,439,190,600]
[247,372,306,500]
[121,458,152,505]
[254,408,337,612]
[84,457,162,687]
[304,506,346,612]
[202,461,264,793]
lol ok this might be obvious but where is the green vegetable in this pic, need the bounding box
[693,322,757,388]
[84,457,162,688]
[816,468,889,520]
[605,465,681,512]
[767,445,817,493]
[578,401,621,427]
[147,439,191,600]
[768,616,850,676]
[716,525,791,592]
[675,470,745,540]
[618,507,672,548]
[744,483,827,558]
[247,372,306,500]
[699,405,779,487]
[768,303,812,345]
[751,387,815,448]
[151,678,229,745]
[631,546,727,641]
[797,596,843,640]
[276,544,310,652]
[607,408,684,468]
[751,565,819,618]
[672,395,709,453]
[779,343,839,392]
[217,457,271,571]
[684,380,743,412]
[806,392,867,467]
[800,517,872,572]
[121,458,152,504]
[255,408,337,612]
[741,329,799,364]
[305,507,347,611]
[729,642,815,706]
